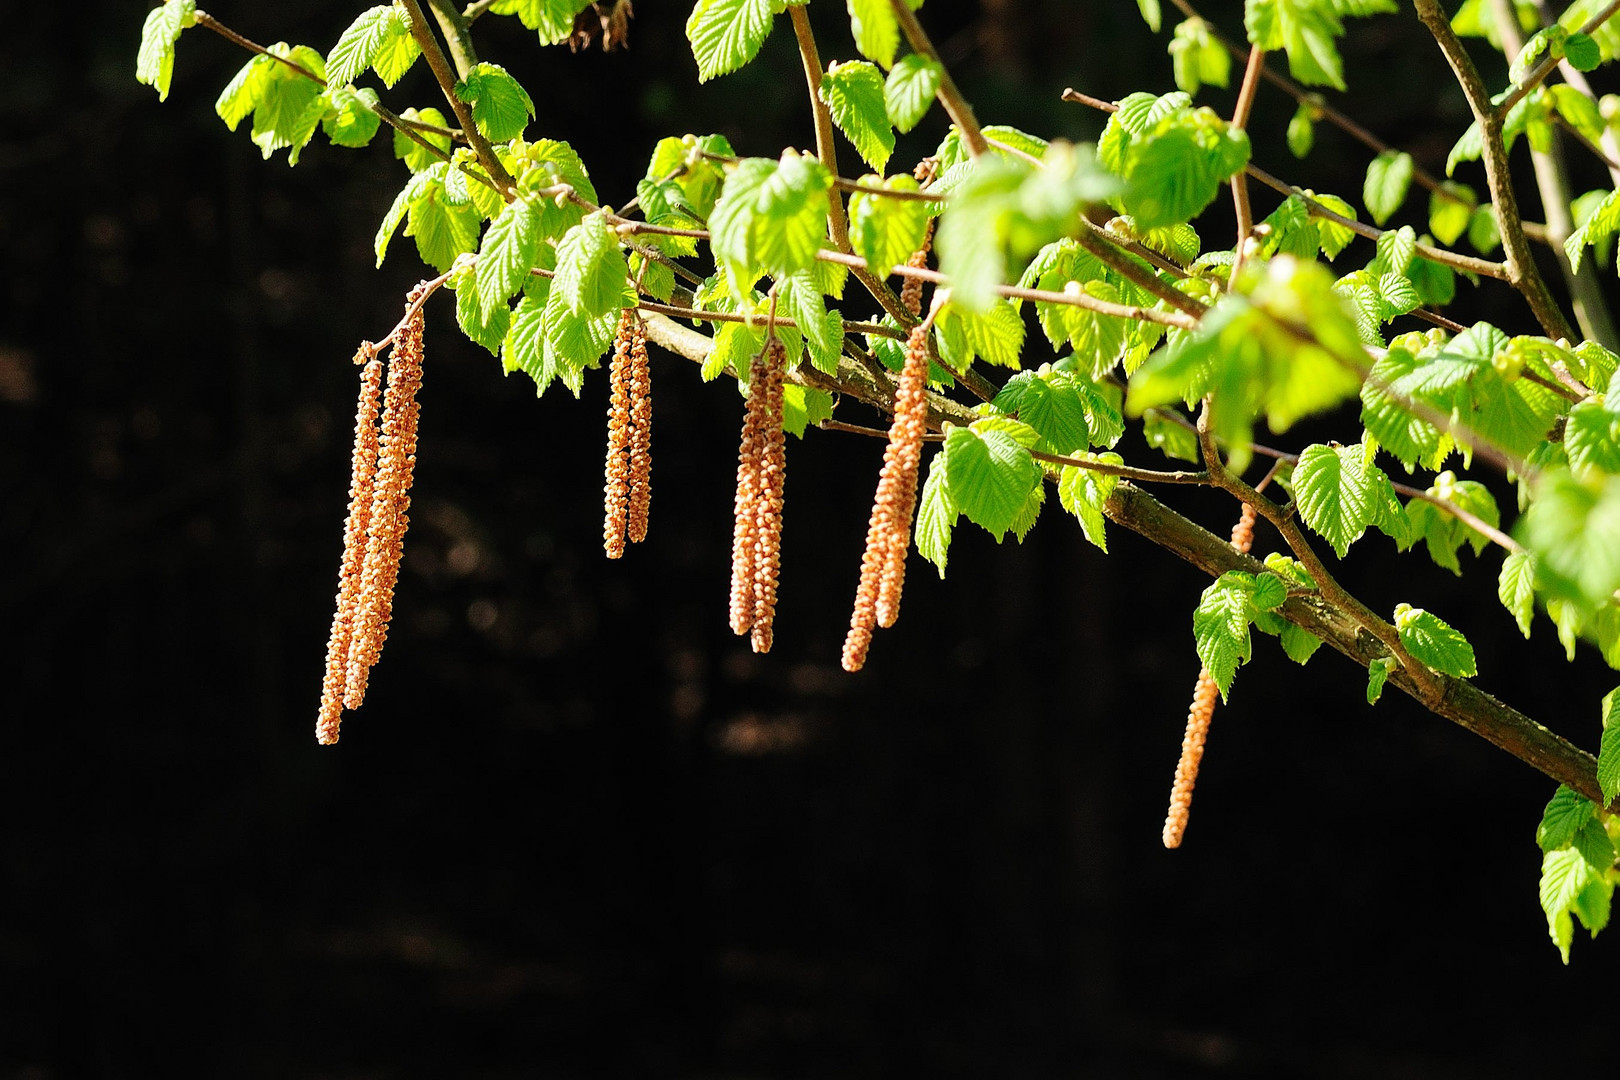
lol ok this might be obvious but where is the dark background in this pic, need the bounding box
[5,1,1619,1075]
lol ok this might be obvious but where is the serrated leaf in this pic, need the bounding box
[393,107,452,172]
[998,371,1089,453]
[884,53,941,133]
[1010,481,1045,542]
[1366,655,1394,704]
[848,175,932,274]
[1519,470,1620,615]
[1250,572,1288,611]
[326,6,395,87]
[455,63,535,142]
[1194,571,1256,700]
[370,11,422,87]
[1280,623,1324,664]
[1541,846,1590,961]
[1245,0,1347,90]
[1394,602,1478,677]
[1498,551,1537,638]
[1574,817,1616,869]
[216,54,273,131]
[1057,459,1119,551]
[820,61,894,172]
[1538,784,1596,850]
[553,211,628,317]
[543,285,617,394]
[501,291,549,392]
[1599,705,1620,806]
[1292,443,1375,557]
[456,273,511,355]
[940,425,1042,539]
[848,0,900,68]
[1429,183,1475,246]
[489,0,595,44]
[1364,150,1414,226]
[136,0,196,101]
[1566,400,1620,478]
[406,179,481,271]
[1144,409,1200,461]
[781,384,833,438]
[322,86,382,147]
[916,449,958,576]
[687,0,774,81]
[1170,17,1232,96]
[477,197,543,322]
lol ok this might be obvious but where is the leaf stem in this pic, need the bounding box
[1227,45,1266,286]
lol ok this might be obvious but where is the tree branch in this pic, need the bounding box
[889,0,988,158]
[398,0,516,197]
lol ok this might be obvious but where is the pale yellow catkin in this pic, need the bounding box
[750,338,787,654]
[843,324,932,670]
[1161,502,1260,847]
[344,295,425,711]
[316,352,384,746]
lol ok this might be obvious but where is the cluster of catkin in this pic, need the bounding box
[1162,501,1258,848]
[604,311,652,558]
[900,159,938,318]
[729,337,788,654]
[315,292,427,746]
[842,323,932,672]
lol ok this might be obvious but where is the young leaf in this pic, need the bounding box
[553,211,628,317]
[884,54,942,133]
[1286,102,1315,157]
[1280,624,1324,664]
[940,424,1042,540]
[1366,656,1395,704]
[1540,846,1590,962]
[1428,183,1475,246]
[916,450,958,577]
[1363,150,1414,226]
[848,0,900,68]
[136,0,197,102]
[326,5,396,88]
[780,384,834,438]
[490,0,596,45]
[501,291,549,392]
[1538,784,1596,851]
[1394,603,1478,677]
[1193,571,1256,700]
[1057,458,1121,551]
[455,63,535,142]
[686,0,774,81]
[1599,687,1620,805]
[1498,551,1537,638]
[1137,0,1162,31]
[476,197,543,321]
[1565,399,1620,478]
[1292,443,1376,557]
[1169,17,1231,96]
[407,177,482,271]
[322,86,382,147]
[820,61,894,173]
[455,273,512,356]
[393,107,452,172]
[848,175,932,274]
[1245,0,1347,90]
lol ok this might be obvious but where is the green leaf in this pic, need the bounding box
[476,197,544,321]
[1286,102,1315,157]
[687,0,774,81]
[543,285,617,395]
[1116,108,1251,229]
[1564,188,1620,275]
[1566,400,1620,478]
[375,171,428,267]
[1498,551,1537,638]
[393,107,452,172]
[1363,150,1413,226]
[553,211,628,317]
[1194,571,1256,700]
[1366,656,1394,704]
[1169,17,1232,96]
[216,54,273,131]
[940,424,1042,540]
[1394,603,1478,677]
[1144,409,1199,461]
[1428,183,1475,247]
[322,86,382,147]
[1541,846,1590,962]
[709,153,833,284]
[1137,0,1162,32]
[455,271,512,355]
[501,290,549,392]
[916,449,958,577]
[489,0,595,45]
[1280,624,1324,664]
[884,54,941,133]
[1574,817,1616,869]
[997,370,1091,453]
[1057,458,1120,552]
[1518,469,1620,614]
[136,0,196,101]
[780,384,834,438]
[455,63,535,142]
[848,0,900,68]
[406,177,482,271]
[1538,784,1596,850]
[820,61,894,172]
[1245,0,1347,90]
[326,6,395,88]
[1292,442,1378,557]
[1599,687,1620,805]
[1565,30,1602,70]
[848,175,933,274]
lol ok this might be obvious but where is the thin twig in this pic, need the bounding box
[889,0,988,157]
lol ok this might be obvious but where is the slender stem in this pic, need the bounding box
[636,300,904,341]
[427,0,480,78]
[1028,448,1211,485]
[889,0,988,158]
[399,0,516,197]
[1413,0,1575,341]
[1227,45,1266,285]
[462,0,496,22]
[1075,224,1210,318]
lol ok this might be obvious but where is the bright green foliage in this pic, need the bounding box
[848,175,932,274]
[1098,93,1250,230]
[392,107,452,172]
[994,367,1115,454]
[847,0,900,69]
[1535,784,1613,963]
[686,0,773,81]
[476,197,544,322]
[1014,240,1138,376]
[453,264,512,356]
[820,61,894,172]
[937,143,1117,311]
[456,64,535,142]
[1564,188,1620,275]
[1144,410,1200,461]
[406,169,482,271]
[781,384,835,438]
[709,152,833,285]
[1539,785,1596,850]
[776,271,844,375]
[1451,0,1536,50]
[323,87,383,148]
[1429,184,1476,246]
[1169,18,1231,96]
[216,45,329,164]
[1403,470,1499,573]
[1365,656,1394,703]
[553,212,629,318]
[1600,688,1620,805]
[1519,469,1620,616]
[936,423,1042,540]
[1129,257,1366,470]
[136,0,196,102]
[884,54,941,133]
[1498,551,1537,638]
[1192,570,1288,699]
[1394,603,1478,677]
[1287,103,1317,159]
[1363,150,1413,226]
[1057,458,1120,552]
[934,299,1025,372]
[490,0,596,45]
[1245,0,1348,90]
[328,6,409,88]
[1291,442,1408,557]
[916,449,957,576]
[1566,400,1620,478]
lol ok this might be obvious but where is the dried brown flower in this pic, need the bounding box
[1161,502,1260,845]
[729,348,767,635]
[843,323,931,670]
[316,352,384,746]
[344,294,425,711]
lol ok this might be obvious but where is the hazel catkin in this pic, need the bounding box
[749,337,787,654]
[604,311,636,558]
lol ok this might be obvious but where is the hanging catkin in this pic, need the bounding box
[316,350,384,746]
[604,312,636,558]
[842,323,931,671]
[749,337,787,654]
[728,345,769,635]
[625,318,653,544]
[901,158,938,317]
[343,291,426,712]
[1162,501,1258,848]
